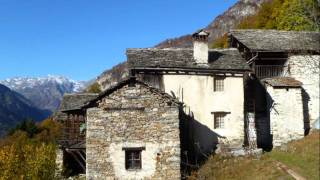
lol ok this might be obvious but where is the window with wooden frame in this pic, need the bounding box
[213,112,227,129]
[123,147,145,170]
[214,77,225,92]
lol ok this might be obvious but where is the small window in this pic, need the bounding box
[123,147,145,170]
[214,113,227,129]
[214,77,224,92]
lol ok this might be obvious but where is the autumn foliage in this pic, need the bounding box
[0,119,62,180]
[212,0,320,48]
[238,0,319,31]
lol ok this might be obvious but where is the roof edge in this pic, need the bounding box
[82,77,182,109]
[230,29,320,34]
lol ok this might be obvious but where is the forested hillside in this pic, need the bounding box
[239,0,319,31]
[211,0,320,48]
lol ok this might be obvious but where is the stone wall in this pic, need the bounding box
[288,55,320,128]
[55,149,64,177]
[86,83,181,180]
[266,85,304,147]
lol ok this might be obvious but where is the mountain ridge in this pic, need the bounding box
[155,0,269,48]
[0,84,50,136]
[0,75,86,113]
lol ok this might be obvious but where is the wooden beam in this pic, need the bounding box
[75,150,86,163]
[67,150,85,172]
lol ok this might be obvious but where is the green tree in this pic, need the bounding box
[276,0,319,31]
[8,119,39,138]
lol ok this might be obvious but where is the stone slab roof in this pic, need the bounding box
[263,77,302,87]
[230,29,320,52]
[59,93,98,112]
[127,48,250,71]
[83,77,182,109]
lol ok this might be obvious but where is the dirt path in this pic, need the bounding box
[275,161,306,180]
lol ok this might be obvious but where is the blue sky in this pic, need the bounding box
[0,0,237,81]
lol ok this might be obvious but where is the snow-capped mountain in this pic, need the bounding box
[0,75,86,113]
[1,75,84,92]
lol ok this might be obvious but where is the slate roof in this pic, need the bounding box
[82,77,182,109]
[230,29,320,52]
[263,77,302,87]
[59,93,98,112]
[127,48,250,71]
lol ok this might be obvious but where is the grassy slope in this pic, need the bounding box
[191,130,319,180]
[268,130,320,180]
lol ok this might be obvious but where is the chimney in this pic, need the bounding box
[192,29,210,64]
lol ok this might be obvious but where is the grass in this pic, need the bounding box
[189,130,319,180]
[268,130,320,180]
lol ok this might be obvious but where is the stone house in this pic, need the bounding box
[229,29,319,149]
[127,30,251,157]
[56,29,319,178]
[83,78,181,179]
[262,77,304,147]
[57,78,182,179]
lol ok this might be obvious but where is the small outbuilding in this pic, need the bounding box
[263,77,304,147]
[83,78,182,179]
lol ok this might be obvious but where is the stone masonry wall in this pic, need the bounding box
[266,85,304,147]
[86,83,181,180]
[288,55,320,128]
[55,149,63,177]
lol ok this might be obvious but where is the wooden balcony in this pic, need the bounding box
[59,114,86,147]
[255,65,285,79]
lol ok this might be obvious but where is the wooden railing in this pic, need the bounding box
[255,65,285,79]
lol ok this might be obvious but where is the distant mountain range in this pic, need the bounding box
[0,84,50,136]
[0,75,86,113]
[0,76,86,136]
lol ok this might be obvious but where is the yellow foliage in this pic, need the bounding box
[0,121,59,179]
[0,142,56,180]
[36,118,62,143]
